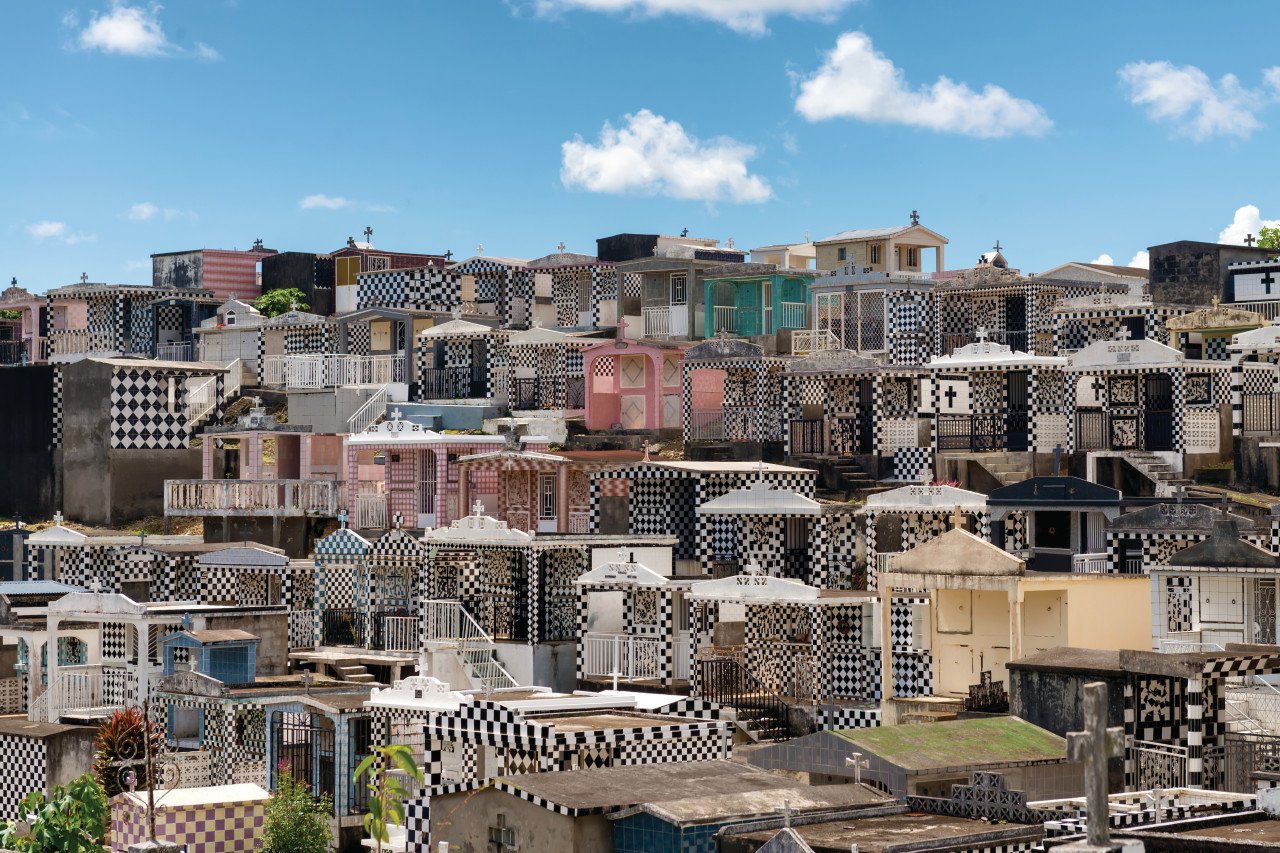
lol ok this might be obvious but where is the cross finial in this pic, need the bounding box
[725,237,734,248]
[845,751,869,783]
[910,210,919,226]
[252,395,262,408]
[389,408,403,421]
[53,511,64,525]
[239,523,251,544]
[445,249,453,261]
[476,243,484,256]
[975,325,987,343]
[338,510,348,530]
[993,240,1002,252]
[138,531,147,548]
[1246,233,1257,247]
[775,799,794,828]
[1212,295,1221,309]
[471,498,485,516]
[88,577,103,593]
[301,670,313,694]
[681,228,688,237]
[1053,443,1064,476]
[452,307,462,320]
[557,241,566,254]
[9,278,15,287]
[951,504,965,531]
[642,440,654,462]
[364,226,373,242]
[80,272,88,284]
[1174,484,1186,504]
[1066,681,1125,849]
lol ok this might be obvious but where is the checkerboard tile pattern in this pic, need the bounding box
[112,798,267,852]
[0,735,46,821]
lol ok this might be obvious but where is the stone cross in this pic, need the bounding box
[472,499,485,516]
[1066,681,1124,849]
[1246,233,1257,247]
[252,396,262,408]
[1146,786,1164,824]
[53,511,63,525]
[910,210,919,225]
[726,237,734,248]
[642,440,654,462]
[389,408,403,421]
[476,243,484,257]
[88,577,104,593]
[951,504,965,531]
[557,242,566,254]
[774,799,794,828]
[1212,295,1221,309]
[364,226,373,242]
[845,752,868,783]
[976,326,988,343]
[80,273,88,284]
[1173,484,1186,504]
[301,670,313,694]
[452,307,462,320]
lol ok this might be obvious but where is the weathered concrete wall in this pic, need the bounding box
[62,359,112,524]
[201,516,315,559]
[598,496,628,534]
[203,610,289,677]
[396,402,502,431]
[288,386,388,434]
[1234,436,1280,494]
[533,640,577,693]
[431,787,612,853]
[0,365,58,518]
[109,449,201,524]
[1008,668,1125,736]
[46,727,99,790]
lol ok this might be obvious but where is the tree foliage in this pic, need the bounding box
[259,767,333,853]
[0,774,107,853]
[1257,225,1280,255]
[254,288,310,318]
[355,743,425,853]
[92,707,165,798]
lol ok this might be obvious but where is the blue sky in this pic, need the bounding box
[4,1,1280,292]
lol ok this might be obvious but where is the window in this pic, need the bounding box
[870,244,881,265]
[838,247,847,262]
[908,247,919,267]
[336,256,360,287]
[538,473,557,520]
[367,255,391,272]
[447,453,459,483]
[670,273,687,305]
[223,310,236,327]
[488,814,517,851]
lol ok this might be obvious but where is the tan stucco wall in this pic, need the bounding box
[1056,576,1151,652]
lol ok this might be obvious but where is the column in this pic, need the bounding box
[681,364,693,444]
[46,619,59,720]
[1008,587,1023,665]
[1231,354,1244,438]
[137,623,152,706]
[879,589,895,725]
[649,353,663,431]
[660,589,674,687]
[1187,675,1204,788]
[557,469,568,534]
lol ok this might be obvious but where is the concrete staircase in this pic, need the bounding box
[1121,451,1194,497]
[336,663,377,684]
[795,458,892,502]
[949,453,1029,487]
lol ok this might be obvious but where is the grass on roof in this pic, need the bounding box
[832,716,1066,771]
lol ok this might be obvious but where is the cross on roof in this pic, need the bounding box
[993,240,1002,252]
[910,210,919,226]
[975,326,987,343]
[681,228,688,237]
[389,408,403,421]
[337,510,348,530]
[476,243,484,256]
[1246,233,1257,247]
[471,498,485,516]
[364,226,373,241]
[950,504,966,531]
[52,511,63,525]
[9,278,15,287]
[557,242,566,253]
[300,670,314,693]
[88,577,104,593]
[1053,443,1064,476]
[444,250,453,261]
[845,751,868,783]
[725,237,734,248]
[80,273,88,284]
[1066,681,1124,849]
[452,307,462,320]
[774,799,795,829]
[1173,484,1186,504]
[239,524,252,544]
[138,532,147,548]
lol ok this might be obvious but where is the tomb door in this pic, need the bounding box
[1144,374,1174,451]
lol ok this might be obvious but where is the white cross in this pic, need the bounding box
[389,408,403,421]
[471,499,485,516]
[557,242,566,253]
[88,577,104,593]
[52,511,63,525]
[726,237,734,248]
[774,799,794,828]
[290,300,299,312]
[476,243,484,256]
[845,752,869,783]
[976,326,987,343]
[452,307,462,320]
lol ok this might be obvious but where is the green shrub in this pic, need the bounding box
[0,773,107,853]
[259,765,333,853]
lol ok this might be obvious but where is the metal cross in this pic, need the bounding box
[774,799,794,828]
[1053,444,1064,476]
[681,228,688,237]
[1246,233,1257,247]
[138,531,147,548]
[239,524,251,544]
[993,240,1002,252]
[9,278,15,287]
[845,751,869,783]
[910,210,919,225]
[557,242,566,253]
[445,250,453,261]
[364,226,373,242]
[1066,681,1124,848]
[80,272,88,284]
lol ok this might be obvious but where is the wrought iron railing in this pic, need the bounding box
[789,418,824,454]
[698,657,791,741]
[321,608,367,647]
[419,367,486,400]
[1243,392,1280,435]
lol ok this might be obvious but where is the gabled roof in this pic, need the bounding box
[815,224,948,245]
[1067,337,1184,369]
[684,338,771,361]
[423,511,532,546]
[1230,323,1280,351]
[785,349,885,374]
[1168,520,1280,569]
[929,342,1065,368]
[1166,306,1267,331]
[25,525,87,546]
[1038,262,1149,280]
[867,484,988,512]
[832,716,1066,771]
[346,418,444,444]
[195,546,289,567]
[576,554,668,587]
[506,326,604,346]
[688,572,822,603]
[988,476,1121,506]
[696,482,821,517]
[417,317,500,340]
[262,310,331,327]
[888,528,1025,577]
[1109,503,1260,534]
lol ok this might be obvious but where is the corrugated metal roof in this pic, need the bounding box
[0,581,84,596]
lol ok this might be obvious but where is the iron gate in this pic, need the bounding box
[1145,374,1174,451]
[273,713,336,801]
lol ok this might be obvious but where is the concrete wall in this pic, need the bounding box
[1149,241,1275,306]
[0,365,58,518]
[494,640,578,692]
[61,359,112,523]
[201,516,316,559]
[1234,436,1280,493]
[1060,577,1151,652]
[288,386,388,434]
[261,252,335,318]
[203,610,289,677]
[396,402,502,431]
[430,786,612,853]
[1008,667,1126,737]
[109,448,201,524]
[46,727,99,790]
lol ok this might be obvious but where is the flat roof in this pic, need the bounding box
[1007,647,1124,675]
[1174,818,1280,843]
[0,716,92,739]
[729,812,1039,853]
[532,711,693,732]
[834,716,1067,771]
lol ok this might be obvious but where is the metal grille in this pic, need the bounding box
[273,713,336,801]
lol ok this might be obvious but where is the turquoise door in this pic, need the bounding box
[737,284,761,336]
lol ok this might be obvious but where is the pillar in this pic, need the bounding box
[137,622,152,705]
[649,352,663,431]
[46,618,59,720]
[1008,587,1023,666]
[879,589,896,725]
[1187,675,1204,788]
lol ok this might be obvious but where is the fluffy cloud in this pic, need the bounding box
[1129,251,1150,269]
[525,0,856,36]
[1090,253,1115,266]
[1219,204,1280,245]
[561,109,772,203]
[68,3,219,59]
[300,194,349,211]
[1119,61,1280,140]
[27,220,95,244]
[128,202,158,221]
[794,32,1051,138]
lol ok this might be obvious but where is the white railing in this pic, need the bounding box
[56,667,137,713]
[222,358,243,400]
[583,633,669,680]
[790,328,841,355]
[356,482,387,530]
[779,302,808,329]
[1158,634,1224,654]
[423,599,517,689]
[1072,553,1110,573]
[261,355,406,389]
[165,479,343,517]
[1226,299,1280,321]
[643,306,672,339]
[156,342,192,361]
[712,306,737,333]
[51,328,114,356]
[675,635,692,681]
[876,552,902,575]
[379,616,420,652]
[185,375,218,426]
[347,384,390,435]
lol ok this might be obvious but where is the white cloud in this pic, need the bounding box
[125,260,150,271]
[526,0,857,36]
[27,220,96,244]
[561,109,772,203]
[300,194,349,210]
[794,32,1052,138]
[1090,253,1115,266]
[71,2,219,60]
[781,131,799,155]
[364,203,399,214]
[128,202,158,221]
[27,221,66,239]
[1219,204,1280,244]
[1129,250,1150,269]
[1119,61,1280,140]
